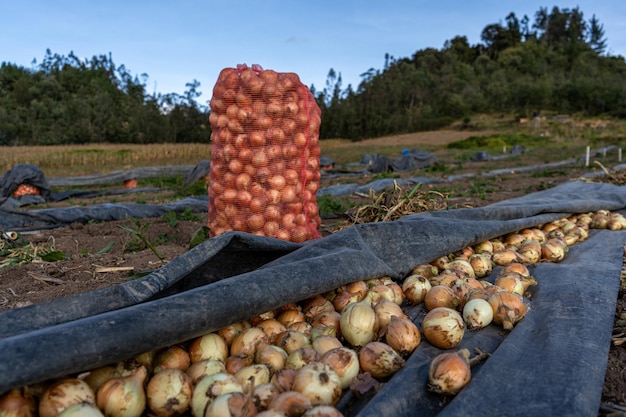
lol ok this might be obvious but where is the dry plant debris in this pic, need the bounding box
[347,181,449,225]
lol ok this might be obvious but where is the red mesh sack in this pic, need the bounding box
[208,64,322,242]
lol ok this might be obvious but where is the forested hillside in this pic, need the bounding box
[1,6,624,145]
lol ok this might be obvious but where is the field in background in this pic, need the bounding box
[0,115,624,180]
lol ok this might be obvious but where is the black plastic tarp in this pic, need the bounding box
[361,149,438,173]
[0,180,624,417]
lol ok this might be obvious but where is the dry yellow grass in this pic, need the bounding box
[0,143,212,177]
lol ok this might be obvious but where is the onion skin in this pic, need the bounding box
[462,298,494,330]
[292,362,342,406]
[96,365,147,417]
[428,349,471,395]
[384,316,421,356]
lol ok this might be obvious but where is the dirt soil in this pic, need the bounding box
[0,131,625,415]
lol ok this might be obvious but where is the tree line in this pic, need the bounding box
[0,6,624,145]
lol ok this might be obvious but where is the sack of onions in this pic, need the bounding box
[208,63,322,243]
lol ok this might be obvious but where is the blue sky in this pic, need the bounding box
[1,1,624,105]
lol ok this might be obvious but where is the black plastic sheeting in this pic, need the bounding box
[0,181,625,417]
[0,196,209,230]
[360,149,438,173]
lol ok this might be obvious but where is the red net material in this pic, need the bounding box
[208,64,322,242]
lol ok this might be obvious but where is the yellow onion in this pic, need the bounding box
[358,341,405,379]
[428,349,471,395]
[256,319,287,343]
[429,270,459,287]
[488,292,529,330]
[319,347,360,390]
[286,348,320,371]
[373,299,407,335]
[39,378,96,417]
[338,281,368,299]
[268,391,311,416]
[288,321,312,335]
[277,309,306,328]
[468,253,493,278]
[133,350,157,374]
[218,321,251,346]
[339,301,379,347]
[56,403,104,417]
[410,264,439,279]
[0,387,36,417]
[252,383,280,411]
[292,362,342,406]
[492,249,528,266]
[191,373,243,417]
[504,233,526,249]
[235,364,271,393]
[331,291,360,313]
[204,392,257,417]
[494,273,525,295]
[270,369,296,393]
[364,285,396,305]
[309,312,341,335]
[255,344,288,374]
[431,256,450,271]
[146,369,193,417]
[424,285,460,311]
[274,330,312,355]
[518,239,542,264]
[462,298,494,330]
[82,365,129,393]
[499,262,530,278]
[384,316,421,356]
[186,360,227,384]
[473,240,494,255]
[311,335,343,356]
[541,238,568,262]
[446,259,475,279]
[402,274,432,305]
[230,327,270,357]
[225,353,255,375]
[421,307,465,349]
[96,365,147,417]
[153,345,191,373]
[189,333,229,363]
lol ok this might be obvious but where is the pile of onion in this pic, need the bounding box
[208,64,322,243]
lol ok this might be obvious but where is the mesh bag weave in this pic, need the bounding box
[208,64,322,242]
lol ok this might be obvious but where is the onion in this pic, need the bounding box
[384,316,421,356]
[268,391,311,416]
[153,345,190,373]
[319,347,360,390]
[373,299,407,335]
[462,298,494,330]
[255,344,288,374]
[292,362,342,406]
[189,333,229,363]
[252,383,280,411]
[286,348,320,370]
[96,366,147,417]
[421,307,465,349]
[204,392,257,417]
[234,364,272,393]
[0,388,36,417]
[186,360,226,384]
[358,341,406,379]
[488,292,529,330]
[191,373,243,417]
[402,274,432,305]
[424,285,460,311]
[146,369,193,417]
[230,327,269,357]
[39,379,96,417]
[339,301,378,347]
[428,349,471,395]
